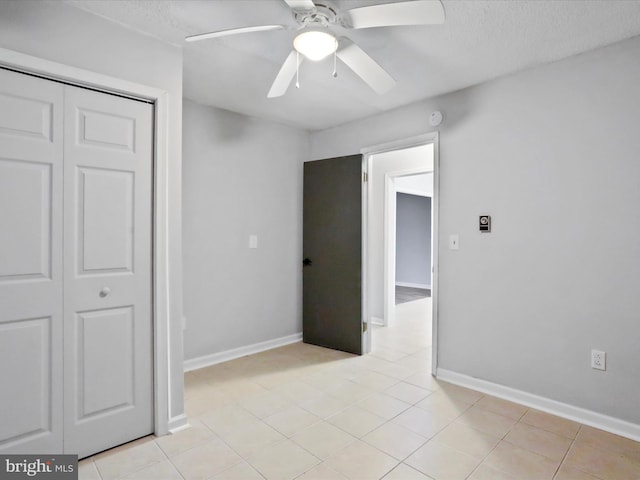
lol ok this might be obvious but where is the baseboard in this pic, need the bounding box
[437,368,640,442]
[167,414,189,434]
[184,333,303,372]
[396,281,431,289]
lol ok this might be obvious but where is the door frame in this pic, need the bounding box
[0,47,183,435]
[361,155,370,353]
[362,132,439,374]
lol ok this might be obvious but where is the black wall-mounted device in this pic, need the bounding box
[479,215,491,232]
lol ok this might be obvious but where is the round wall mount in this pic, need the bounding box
[429,110,443,127]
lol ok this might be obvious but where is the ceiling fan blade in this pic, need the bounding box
[337,39,395,94]
[282,0,316,11]
[343,0,445,29]
[268,51,303,98]
[186,25,286,42]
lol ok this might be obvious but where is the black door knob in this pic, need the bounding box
[303,258,313,266]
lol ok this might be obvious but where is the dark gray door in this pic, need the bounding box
[303,155,362,355]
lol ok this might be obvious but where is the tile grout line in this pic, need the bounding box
[202,398,321,479]
[549,424,606,480]
[152,434,187,480]
[169,418,249,479]
[550,424,581,480]
[459,405,529,480]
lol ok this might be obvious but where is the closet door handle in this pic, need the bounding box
[99,287,111,298]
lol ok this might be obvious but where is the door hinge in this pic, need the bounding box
[363,322,368,333]
[363,171,368,183]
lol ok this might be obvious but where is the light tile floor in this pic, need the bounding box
[80,298,640,479]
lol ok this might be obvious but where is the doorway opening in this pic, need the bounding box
[394,174,433,306]
[385,168,434,327]
[362,134,438,374]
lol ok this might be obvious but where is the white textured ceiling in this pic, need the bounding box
[64,0,640,131]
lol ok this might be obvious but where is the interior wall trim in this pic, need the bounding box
[167,414,190,434]
[437,368,640,443]
[184,333,303,372]
[396,282,431,289]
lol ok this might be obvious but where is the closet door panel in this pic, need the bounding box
[75,307,134,419]
[0,68,154,459]
[0,69,64,454]
[0,318,53,444]
[0,160,52,280]
[63,86,153,459]
[79,168,134,273]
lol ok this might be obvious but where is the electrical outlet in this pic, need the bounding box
[591,350,606,371]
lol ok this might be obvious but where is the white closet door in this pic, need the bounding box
[62,86,153,458]
[0,69,64,453]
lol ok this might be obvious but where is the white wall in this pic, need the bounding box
[182,99,309,360]
[0,0,185,422]
[311,36,640,427]
[368,145,433,321]
[396,194,432,288]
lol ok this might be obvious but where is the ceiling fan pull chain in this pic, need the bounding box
[296,51,300,89]
[332,49,338,78]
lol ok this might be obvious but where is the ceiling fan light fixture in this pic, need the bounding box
[293,29,338,61]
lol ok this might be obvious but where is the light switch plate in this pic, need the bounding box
[449,234,459,250]
[249,234,258,249]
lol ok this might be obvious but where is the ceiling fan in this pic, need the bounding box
[185,0,445,98]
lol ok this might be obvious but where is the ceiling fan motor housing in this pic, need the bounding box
[294,3,339,28]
